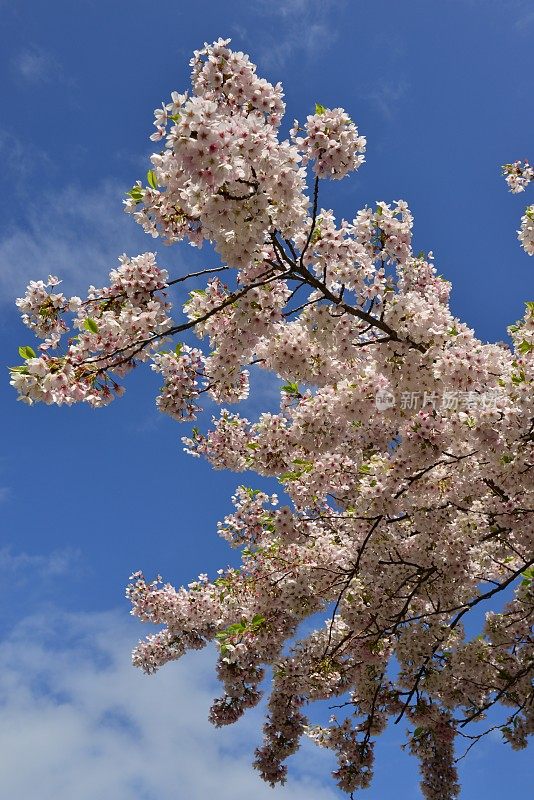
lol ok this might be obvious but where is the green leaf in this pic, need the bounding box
[520,566,534,586]
[315,103,326,115]
[174,342,183,357]
[525,301,534,315]
[413,727,425,739]
[281,382,299,395]
[126,185,144,204]
[146,169,158,190]
[251,614,266,627]
[511,369,526,385]
[83,318,99,334]
[310,223,322,245]
[18,345,36,360]
[517,340,534,354]
[223,621,247,636]
[292,458,312,473]
[279,471,301,483]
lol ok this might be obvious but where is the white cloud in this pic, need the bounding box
[356,80,409,120]
[0,182,148,305]
[241,0,343,69]
[0,608,338,800]
[515,9,534,30]
[0,546,80,581]
[0,128,51,179]
[13,46,62,84]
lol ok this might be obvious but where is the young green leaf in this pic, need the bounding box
[281,381,299,395]
[83,318,99,334]
[517,340,533,354]
[126,185,144,204]
[18,345,36,360]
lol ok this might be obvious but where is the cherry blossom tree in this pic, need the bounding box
[10,39,533,800]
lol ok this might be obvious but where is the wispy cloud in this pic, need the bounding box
[0,546,80,582]
[0,609,338,800]
[13,46,64,84]
[514,9,534,31]
[0,128,51,179]
[239,0,344,70]
[0,182,148,305]
[356,79,409,121]
[457,0,534,32]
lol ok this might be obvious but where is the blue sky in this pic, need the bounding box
[0,1,533,798]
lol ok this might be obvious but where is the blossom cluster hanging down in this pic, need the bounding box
[12,39,534,800]
[503,159,534,255]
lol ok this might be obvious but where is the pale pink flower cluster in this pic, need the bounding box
[125,38,308,268]
[14,40,534,800]
[11,253,171,406]
[291,106,366,180]
[190,39,285,126]
[217,485,278,547]
[407,706,460,800]
[15,275,80,349]
[352,200,413,264]
[519,205,534,255]
[503,159,534,254]
[151,345,205,420]
[307,720,374,794]
[503,160,533,193]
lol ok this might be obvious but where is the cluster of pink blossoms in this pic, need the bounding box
[124,37,308,268]
[12,253,171,406]
[15,275,79,349]
[151,345,205,421]
[13,41,534,800]
[291,105,366,180]
[503,160,534,255]
[519,206,534,255]
[503,160,533,193]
